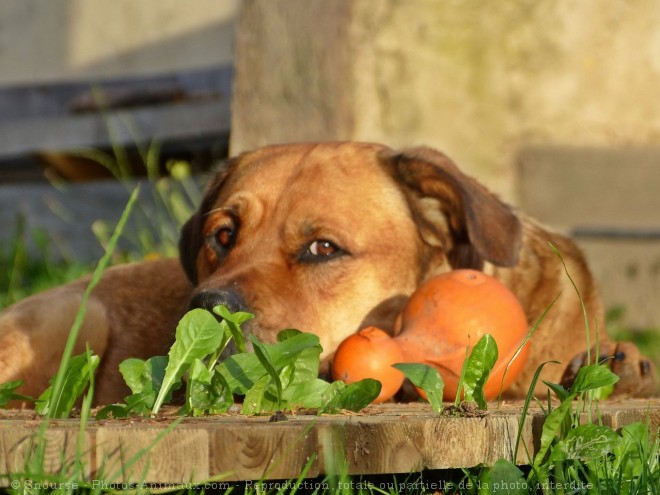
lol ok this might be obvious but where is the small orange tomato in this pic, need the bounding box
[331,326,405,403]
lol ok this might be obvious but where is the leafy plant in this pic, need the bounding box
[35,350,99,418]
[97,305,381,419]
[0,381,32,407]
[393,363,444,413]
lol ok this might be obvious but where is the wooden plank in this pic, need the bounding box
[0,400,657,484]
[0,422,91,478]
[96,424,209,483]
[210,421,319,481]
[0,99,230,158]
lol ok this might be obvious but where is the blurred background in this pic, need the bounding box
[0,0,658,360]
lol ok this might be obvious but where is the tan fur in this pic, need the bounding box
[0,142,654,405]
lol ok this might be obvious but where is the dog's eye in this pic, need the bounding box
[210,227,235,251]
[300,239,344,262]
[216,228,234,247]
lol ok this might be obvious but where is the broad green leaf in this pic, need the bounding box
[265,332,322,369]
[95,404,131,420]
[36,351,100,418]
[217,332,321,394]
[152,309,223,414]
[277,328,303,341]
[319,380,346,413]
[188,358,213,414]
[591,382,615,400]
[241,375,281,415]
[216,352,262,393]
[0,381,32,407]
[187,359,233,416]
[115,356,169,416]
[478,459,528,495]
[282,379,333,409]
[213,305,253,353]
[550,423,618,464]
[119,358,149,394]
[120,356,168,395]
[207,370,233,414]
[570,364,619,394]
[533,395,575,466]
[612,422,651,479]
[250,334,283,409]
[393,363,444,413]
[322,379,381,413]
[462,334,498,408]
[541,380,571,402]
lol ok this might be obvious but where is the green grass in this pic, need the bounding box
[0,216,93,311]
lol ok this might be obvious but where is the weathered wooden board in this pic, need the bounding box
[0,399,657,484]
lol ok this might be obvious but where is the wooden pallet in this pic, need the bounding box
[0,399,657,485]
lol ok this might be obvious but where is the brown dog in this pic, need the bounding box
[0,142,655,405]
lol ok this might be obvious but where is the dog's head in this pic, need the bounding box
[179,142,522,365]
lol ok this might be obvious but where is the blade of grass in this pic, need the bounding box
[548,242,591,364]
[26,187,138,480]
[513,360,561,463]
[497,292,561,406]
[46,186,139,420]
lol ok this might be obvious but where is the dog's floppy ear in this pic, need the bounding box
[380,146,522,269]
[178,164,233,285]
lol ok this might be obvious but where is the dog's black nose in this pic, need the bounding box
[189,289,248,315]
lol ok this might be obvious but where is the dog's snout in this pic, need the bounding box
[190,289,248,315]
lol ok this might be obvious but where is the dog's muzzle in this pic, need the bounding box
[189,289,248,315]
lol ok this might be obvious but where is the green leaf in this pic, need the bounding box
[36,351,100,418]
[462,334,498,408]
[541,380,571,402]
[95,404,131,420]
[187,359,233,416]
[282,379,333,409]
[120,356,168,395]
[241,375,281,415]
[550,423,618,464]
[217,332,321,394]
[213,305,253,353]
[0,381,32,407]
[322,379,381,413]
[216,352,263,394]
[478,459,528,495]
[115,356,169,416]
[570,364,619,394]
[250,334,283,409]
[119,358,150,394]
[393,363,444,413]
[152,309,223,415]
[533,395,575,466]
[277,328,303,342]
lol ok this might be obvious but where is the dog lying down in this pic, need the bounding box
[0,142,656,405]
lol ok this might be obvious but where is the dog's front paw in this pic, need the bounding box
[560,341,657,397]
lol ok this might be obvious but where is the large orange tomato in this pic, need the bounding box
[331,326,405,403]
[394,269,530,401]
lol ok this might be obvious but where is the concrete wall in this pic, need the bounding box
[231,0,660,328]
[0,0,238,85]
[231,0,660,201]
